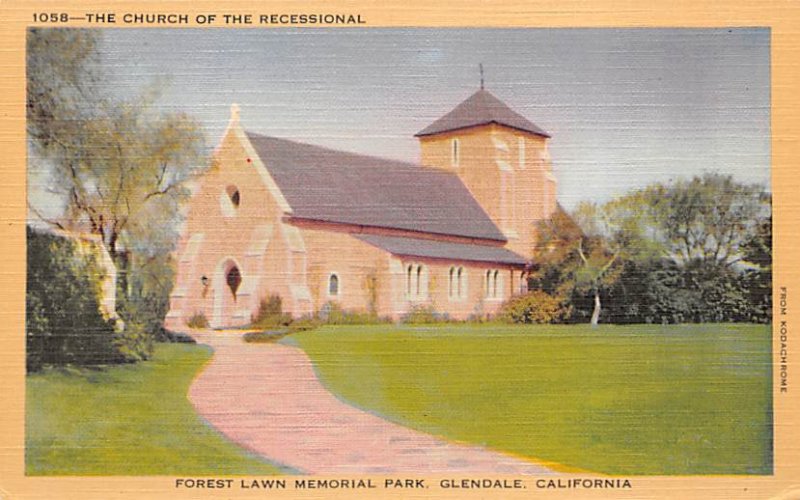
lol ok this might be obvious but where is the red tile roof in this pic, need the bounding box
[415,89,550,138]
[246,133,507,242]
[355,234,527,266]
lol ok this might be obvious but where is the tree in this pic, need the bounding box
[532,200,656,326]
[640,173,769,269]
[534,175,771,326]
[530,204,585,314]
[573,198,661,326]
[27,29,206,356]
[740,214,772,323]
[26,28,101,151]
[740,214,772,270]
[635,174,770,324]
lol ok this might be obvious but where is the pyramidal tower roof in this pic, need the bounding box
[415,89,550,138]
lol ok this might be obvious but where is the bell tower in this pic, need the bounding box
[415,88,557,258]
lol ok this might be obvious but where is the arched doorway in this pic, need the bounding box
[212,258,244,328]
[226,265,242,300]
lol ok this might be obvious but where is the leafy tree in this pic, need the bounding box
[26,28,100,150]
[530,204,582,296]
[532,175,770,326]
[27,28,206,357]
[640,173,769,268]
[27,31,205,264]
[532,200,657,326]
[573,198,664,326]
[635,174,770,323]
[740,215,772,323]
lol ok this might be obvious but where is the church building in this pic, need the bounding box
[166,88,557,328]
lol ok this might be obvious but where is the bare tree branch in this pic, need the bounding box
[27,201,67,231]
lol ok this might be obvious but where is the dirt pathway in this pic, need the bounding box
[188,331,555,474]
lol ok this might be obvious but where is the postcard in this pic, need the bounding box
[1,1,798,499]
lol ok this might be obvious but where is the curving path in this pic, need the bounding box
[188,331,555,475]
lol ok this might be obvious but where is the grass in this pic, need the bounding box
[26,343,289,475]
[288,323,773,475]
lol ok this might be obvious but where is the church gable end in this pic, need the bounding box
[167,105,303,329]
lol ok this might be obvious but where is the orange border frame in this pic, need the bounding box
[1,2,798,498]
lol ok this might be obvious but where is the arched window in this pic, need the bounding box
[226,185,241,208]
[451,138,460,167]
[483,269,503,299]
[328,274,339,296]
[220,186,241,218]
[448,267,455,298]
[226,265,242,301]
[449,267,466,301]
[406,263,429,300]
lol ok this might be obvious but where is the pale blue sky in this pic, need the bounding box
[100,28,770,210]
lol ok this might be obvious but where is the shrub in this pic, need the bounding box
[250,295,292,329]
[113,321,154,362]
[255,294,283,318]
[161,329,197,343]
[26,227,120,371]
[243,330,289,343]
[602,260,768,325]
[118,252,175,343]
[119,292,168,344]
[244,315,323,343]
[401,304,450,324]
[318,301,387,325]
[186,312,210,329]
[466,312,490,323]
[500,291,570,324]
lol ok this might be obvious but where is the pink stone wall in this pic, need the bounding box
[386,257,524,320]
[294,221,527,320]
[299,226,392,315]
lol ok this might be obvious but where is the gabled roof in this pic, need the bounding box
[355,234,527,266]
[245,132,507,242]
[415,89,550,138]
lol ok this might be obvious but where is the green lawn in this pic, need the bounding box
[288,323,773,475]
[26,343,289,475]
